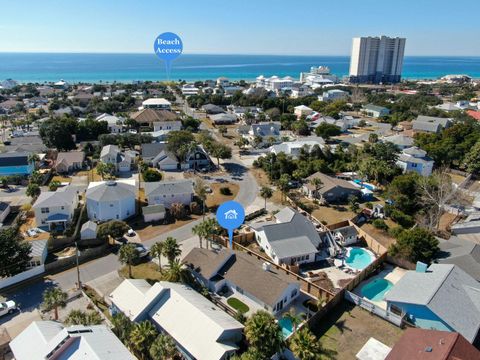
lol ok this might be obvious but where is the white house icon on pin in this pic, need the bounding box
[224,209,238,220]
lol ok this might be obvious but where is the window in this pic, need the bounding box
[291,289,298,298]
[41,207,49,214]
[116,215,119,219]
[306,254,309,260]
[61,206,64,210]
[110,204,114,207]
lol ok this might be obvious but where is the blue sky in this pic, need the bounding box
[0,0,479,55]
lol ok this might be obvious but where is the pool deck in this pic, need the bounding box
[353,265,407,309]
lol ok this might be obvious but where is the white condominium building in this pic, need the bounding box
[349,36,406,84]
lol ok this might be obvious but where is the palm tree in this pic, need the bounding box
[289,327,323,360]
[111,312,134,345]
[192,221,207,249]
[309,177,324,198]
[149,333,179,360]
[170,202,185,220]
[150,242,164,271]
[162,237,181,265]
[42,287,68,320]
[194,178,207,220]
[118,243,140,278]
[282,308,303,333]
[278,174,291,203]
[28,153,40,166]
[244,310,284,358]
[260,186,273,210]
[129,320,158,360]
[65,309,102,326]
[162,259,190,283]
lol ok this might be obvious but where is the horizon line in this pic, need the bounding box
[0,51,479,57]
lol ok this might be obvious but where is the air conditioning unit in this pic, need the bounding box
[262,262,271,271]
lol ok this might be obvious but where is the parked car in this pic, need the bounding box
[127,229,136,237]
[132,243,149,258]
[0,301,17,317]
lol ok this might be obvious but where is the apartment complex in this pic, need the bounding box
[349,36,406,84]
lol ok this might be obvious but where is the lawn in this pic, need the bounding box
[205,182,240,208]
[311,204,356,225]
[51,175,72,183]
[311,301,404,360]
[227,297,250,314]
[119,262,163,282]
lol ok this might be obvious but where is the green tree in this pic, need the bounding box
[149,333,179,360]
[290,327,324,360]
[309,177,324,199]
[218,125,228,137]
[162,237,181,264]
[150,241,164,271]
[235,137,249,151]
[314,123,341,139]
[210,142,232,167]
[96,161,116,180]
[162,259,190,283]
[97,220,129,242]
[42,287,68,320]
[142,168,162,182]
[348,195,360,213]
[111,312,134,345]
[166,130,195,163]
[389,227,439,264]
[39,117,77,151]
[292,119,310,136]
[64,309,102,326]
[0,228,32,277]
[259,186,273,210]
[118,243,140,278]
[49,180,61,191]
[129,320,158,360]
[194,178,208,219]
[278,174,291,203]
[464,140,480,174]
[244,310,284,359]
[282,308,303,333]
[26,183,41,198]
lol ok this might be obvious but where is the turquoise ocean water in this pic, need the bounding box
[0,53,479,83]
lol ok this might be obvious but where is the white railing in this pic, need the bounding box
[344,290,404,327]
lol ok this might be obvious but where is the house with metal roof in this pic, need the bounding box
[10,321,135,360]
[396,146,434,177]
[184,248,301,315]
[32,187,79,230]
[363,104,390,118]
[412,115,452,134]
[86,180,136,221]
[109,279,243,360]
[385,264,480,344]
[248,207,322,265]
[144,180,193,209]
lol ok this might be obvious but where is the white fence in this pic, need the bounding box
[344,290,404,327]
[0,265,45,290]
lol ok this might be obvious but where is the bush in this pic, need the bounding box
[372,219,388,231]
[388,226,404,238]
[219,186,232,196]
[142,168,162,182]
[389,209,414,228]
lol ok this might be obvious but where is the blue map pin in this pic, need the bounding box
[153,32,183,80]
[216,201,245,249]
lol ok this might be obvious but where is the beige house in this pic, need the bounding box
[55,151,85,173]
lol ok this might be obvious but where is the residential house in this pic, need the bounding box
[319,89,349,102]
[269,137,325,159]
[184,248,301,314]
[243,122,281,147]
[131,108,178,126]
[80,220,98,240]
[385,328,480,360]
[436,236,480,282]
[100,145,134,173]
[27,239,48,269]
[294,105,314,118]
[10,321,135,360]
[385,264,480,345]
[331,225,359,246]
[249,207,322,265]
[303,172,362,203]
[202,104,225,114]
[144,180,194,208]
[210,113,238,125]
[96,113,125,134]
[451,212,480,238]
[396,146,434,177]
[290,85,313,98]
[363,104,390,118]
[466,110,480,122]
[141,143,166,166]
[216,77,230,87]
[412,116,452,134]
[86,180,137,221]
[381,134,414,150]
[152,146,211,171]
[141,98,171,110]
[142,204,166,223]
[55,151,85,173]
[0,152,34,176]
[181,84,200,96]
[0,202,10,224]
[32,187,79,230]
[150,120,182,141]
[110,279,243,360]
[309,116,349,132]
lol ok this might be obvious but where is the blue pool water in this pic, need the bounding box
[278,317,294,338]
[361,278,394,302]
[353,179,375,191]
[345,248,373,270]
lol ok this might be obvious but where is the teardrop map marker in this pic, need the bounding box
[153,32,183,80]
[216,201,245,249]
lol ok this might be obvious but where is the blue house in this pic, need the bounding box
[0,152,34,176]
[385,264,480,344]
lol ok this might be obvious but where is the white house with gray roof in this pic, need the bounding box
[144,180,194,208]
[243,122,281,147]
[100,144,133,173]
[86,180,136,221]
[385,264,480,344]
[32,187,79,230]
[381,134,414,150]
[10,321,135,360]
[412,115,452,134]
[269,137,325,159]
[396,146,434,176]
[249,207,322,265]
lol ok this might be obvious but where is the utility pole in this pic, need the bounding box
[75,241,81,290]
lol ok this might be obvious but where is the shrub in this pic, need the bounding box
[219,186,232,196]
[389,209,414,228]
[372,219,388,231]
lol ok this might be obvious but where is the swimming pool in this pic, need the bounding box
[361,278,393,302]
[278,317,293,338]
[345,248,373,270]
[353,179,376,191]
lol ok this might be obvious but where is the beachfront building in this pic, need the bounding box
[319,89,349,102]
[349,36,406,84]
[300,66,339,85]
[256,75,295,92]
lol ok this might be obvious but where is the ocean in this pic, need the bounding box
[1,53,480,83]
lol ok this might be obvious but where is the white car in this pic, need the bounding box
[0,300,17,317]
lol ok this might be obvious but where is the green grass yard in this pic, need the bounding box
[227,297,250,314]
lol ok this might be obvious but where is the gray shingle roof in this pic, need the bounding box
[142,204,166,215]
[437,237,480,282]
[33,188,77,209]
[385,264,480,342]
[141,143,166,159]
[86,181,136,202]
[144,180,194,197]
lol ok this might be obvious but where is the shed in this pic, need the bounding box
[80,220,98,240]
